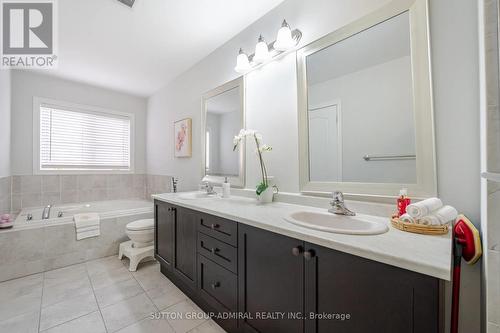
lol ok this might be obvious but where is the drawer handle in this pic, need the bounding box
[292,246,303,257]
[211,223,220,230]
[304,249,316,261]
[211,247,219,254]
[211,282,221,289]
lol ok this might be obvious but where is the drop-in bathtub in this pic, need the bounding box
[14,199,153,229]
[1,199,154,282]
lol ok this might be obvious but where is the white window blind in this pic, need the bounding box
[39,105,131,170]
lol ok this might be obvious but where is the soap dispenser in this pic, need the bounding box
[222,177,231,198]
[397,188,411,217]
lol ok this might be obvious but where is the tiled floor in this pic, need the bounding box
[0,256,227,333]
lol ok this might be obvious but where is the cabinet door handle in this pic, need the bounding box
[292,246,303,256]
[211,282,221,289]
[211,223,220,230]
[304,249,315,261]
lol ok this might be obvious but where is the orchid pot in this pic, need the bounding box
[233,129,278,203]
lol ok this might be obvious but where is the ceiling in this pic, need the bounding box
[40,0,285,97]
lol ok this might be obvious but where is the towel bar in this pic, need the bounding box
[363,154,416,161]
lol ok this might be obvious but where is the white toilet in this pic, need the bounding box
[119,219,155,271]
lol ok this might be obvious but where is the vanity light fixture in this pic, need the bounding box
[235,48,251,73]
[234,19,302,74]
[274,20,295,51]
[253,35,271,63]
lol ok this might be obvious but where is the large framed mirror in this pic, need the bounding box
[201,77,245,187]
[297,0,436,198]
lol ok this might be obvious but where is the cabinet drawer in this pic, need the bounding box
[198,254,237,312]
[198,213,237,246]
[198,233,237,273]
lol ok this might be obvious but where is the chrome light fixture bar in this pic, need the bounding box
[117,0,136,8]
[235,20,302,74]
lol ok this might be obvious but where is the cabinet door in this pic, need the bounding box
[173,207,198,290]
[154,200,174,269]
[238,224,304,333]
[304,243,440,333]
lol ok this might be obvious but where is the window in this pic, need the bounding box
[34,98,134,173]
[205,130,210,171]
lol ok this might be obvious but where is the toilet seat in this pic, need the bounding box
[126,219,154,231]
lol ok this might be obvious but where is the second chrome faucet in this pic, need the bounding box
[328,191,355,216]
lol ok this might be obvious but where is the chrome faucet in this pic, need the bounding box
[172,177,178,193]
[202,182,217,195]
[42,204,52,220]
[328,191,355,216]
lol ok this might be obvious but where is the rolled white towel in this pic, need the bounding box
[419,215,441,226]
[399,213,416,224]
[434,205,458,224]
[419,205,458,226]
[407,198,443,219]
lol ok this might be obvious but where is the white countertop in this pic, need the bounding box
[153,192,452,280]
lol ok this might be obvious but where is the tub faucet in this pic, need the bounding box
[172,177,178,193]
[328,191,355,216]
[42,205,52,220]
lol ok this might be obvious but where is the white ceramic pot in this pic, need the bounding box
[258,187,274,203]
[257,177,278,204]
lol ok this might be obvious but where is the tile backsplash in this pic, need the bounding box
[6,174,173,212]
[0,176,11,215]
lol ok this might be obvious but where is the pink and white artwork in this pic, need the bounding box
[174,118,192,157]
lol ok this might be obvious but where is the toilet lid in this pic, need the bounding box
[127,219,154,231]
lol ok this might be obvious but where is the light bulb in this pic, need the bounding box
[253,35,271,63]
[274,19,295,51]
[234,48,251,73]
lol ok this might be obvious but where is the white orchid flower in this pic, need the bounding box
[259,144,272,152]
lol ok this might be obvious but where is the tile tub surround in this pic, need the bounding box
[0,212,153,282]
[10,174,149,212]
[146,174,173,200]
[154,192,453,280]
[0,176,11,215]
[0,257,227,333]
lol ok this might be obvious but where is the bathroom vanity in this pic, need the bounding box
[153,193,449,333]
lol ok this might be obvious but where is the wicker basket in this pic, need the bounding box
[391,215,449,235]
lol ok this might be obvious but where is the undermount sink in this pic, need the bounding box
[178,192,219,200]
[284,211,389,235]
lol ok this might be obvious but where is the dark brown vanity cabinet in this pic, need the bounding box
[238,224,442,333]
[238,224,305,333]
[154,200,175,268]
[154,200,197,291]
[303,243,441,333]
[155,201,442,333]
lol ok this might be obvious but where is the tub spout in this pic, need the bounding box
[42,205,52,220]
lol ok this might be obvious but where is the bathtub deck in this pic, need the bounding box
[0,256,226,333]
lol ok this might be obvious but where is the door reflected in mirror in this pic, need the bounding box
[306,11,416,184]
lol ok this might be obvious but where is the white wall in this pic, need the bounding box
[11,70,148,175]
[308,57,416,184]
[0,70,11,178]
[146,0,481,331]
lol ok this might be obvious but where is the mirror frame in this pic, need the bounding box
[297,0,436,199]
[201,76,246,188]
